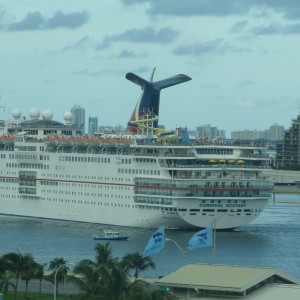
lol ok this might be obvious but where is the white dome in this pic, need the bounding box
[63,111,73,122]
[29,108,40,120]
[42,109,53,120]
[12,108,22,119]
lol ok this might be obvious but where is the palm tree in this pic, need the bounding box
[48,257,69,297]
[94,242,116,267]
[0,271,16,299]
[122,252,155,279]
[98,262,149,300]
[68,243,116,299]
[0,255,16,298]
[3,251,30,300]
[20,253,39,297]
[34,263,46,294]
[0,256,5,275]
[68,259,102,299]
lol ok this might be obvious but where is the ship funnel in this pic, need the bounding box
[125,71,191,133]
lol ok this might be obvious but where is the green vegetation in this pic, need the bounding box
[5,291,69,300]
[0,243,177,300]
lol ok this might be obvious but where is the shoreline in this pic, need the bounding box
[262,170,300,194]
[272,186,300,194]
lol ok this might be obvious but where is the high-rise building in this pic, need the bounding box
[71,105,85,133]
[196,124,226,139]
[276,113,300,168]
[268,123,285,141]
[88,116,98,135]
[231,129,266,140]
[231,124,285,141]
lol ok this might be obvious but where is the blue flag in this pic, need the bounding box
[143,226,165,257]
[187,227,213,251]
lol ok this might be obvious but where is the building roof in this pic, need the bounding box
[155,264,299,296]
[245,285,300,300]
[21,119,64,127]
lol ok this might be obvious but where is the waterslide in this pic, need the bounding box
[127,115,174,136]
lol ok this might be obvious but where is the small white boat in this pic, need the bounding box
[92,230,129,241]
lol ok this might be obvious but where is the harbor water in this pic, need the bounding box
[0,193,299,279]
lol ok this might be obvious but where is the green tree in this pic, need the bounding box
[3,251,32,300]
[0,256,5,275]
[69,242,166,300]
[94,242,116,267]
[99,262,149,300]
[69,259,102,299]
[68,243,115,299]
[0,271,16,299]
[122,252,155,279]
[34,263,46,294]
[48,257,69,297]
[20,253,39,297]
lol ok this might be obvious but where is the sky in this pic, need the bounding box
[1,0,300,136]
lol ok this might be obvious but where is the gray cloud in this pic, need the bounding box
[72,69,111,77]
[252,22,300,35]
[7,10,89,31]
[96,26,179,49]
[200,84,221,89]
[117,49,147,59]
[123,0,252,16]
[173,39,250,56]
[230,21,249,34]
[122,0,300,20]
[62,36,90,51]
[237,80,254,88]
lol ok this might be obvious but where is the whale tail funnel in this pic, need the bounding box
[125,70,191,133]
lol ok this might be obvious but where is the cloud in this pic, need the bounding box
[173,39,229,55]
[252,22,300,35]
[72,69,109,77]
[173,39,250,56]
[96,26,179,49]
[123,0,253,16]
[230,21,249,34]
[117,49,147,59]
[236,99,256,108]
[6,10,89,31]
[62,36,91,51]
[237,80,254,88]
[199,84,221,89]
[122,0,300,20]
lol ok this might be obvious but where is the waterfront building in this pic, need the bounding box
[276,113,300,169]
[196,124,225,139]
[88,116,98,135]
[231,124,284,142]
[71,105,85,133]
[231,129,266,141]
[268,123,285,141]
[156,264,300,299]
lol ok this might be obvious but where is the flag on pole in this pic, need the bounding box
[187,226,213,251]
[142,226,165,257]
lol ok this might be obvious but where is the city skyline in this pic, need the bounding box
[1,1,300,134]
[2,102,288,139]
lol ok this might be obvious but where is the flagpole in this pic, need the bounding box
[211,219,216,264]
[211,212,227,265]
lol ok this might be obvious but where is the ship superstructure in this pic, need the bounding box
[0,71,273,229]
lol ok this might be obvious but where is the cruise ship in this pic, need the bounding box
[0,71,273,229]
